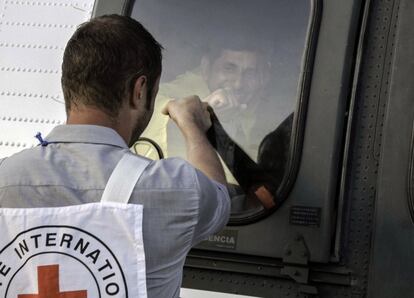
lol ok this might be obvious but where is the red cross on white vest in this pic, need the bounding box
[18,264,87,298]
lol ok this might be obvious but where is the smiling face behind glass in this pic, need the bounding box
[201,49,268,110]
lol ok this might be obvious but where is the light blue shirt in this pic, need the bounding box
[0,125,230,298]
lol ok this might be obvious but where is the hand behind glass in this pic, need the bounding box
[204,88,247,112]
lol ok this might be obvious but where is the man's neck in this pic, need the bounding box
[67,106,130,144]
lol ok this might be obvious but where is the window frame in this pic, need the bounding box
[94,0,365,263]
[94,0,321,224]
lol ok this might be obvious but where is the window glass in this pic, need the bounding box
[131,0,311,218]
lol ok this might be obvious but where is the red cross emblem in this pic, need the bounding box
[18,264,87,298]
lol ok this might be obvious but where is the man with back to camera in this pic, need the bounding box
[0,15,230,297]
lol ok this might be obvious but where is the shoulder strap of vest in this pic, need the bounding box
[101,152,151,204]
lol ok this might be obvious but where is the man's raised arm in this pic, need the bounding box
[162,95,226,185]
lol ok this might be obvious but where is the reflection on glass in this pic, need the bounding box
[132,0,310,217]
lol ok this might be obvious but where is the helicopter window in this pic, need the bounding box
[131,0,312,220]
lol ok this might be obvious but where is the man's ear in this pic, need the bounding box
[131,75,147,109]
[200,56,211,80]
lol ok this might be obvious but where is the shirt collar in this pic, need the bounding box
[45,125,128,149]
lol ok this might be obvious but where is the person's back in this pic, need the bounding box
[0,15,230,298]
[0,125,229,297]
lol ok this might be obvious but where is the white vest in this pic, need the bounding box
[0,153,150,298]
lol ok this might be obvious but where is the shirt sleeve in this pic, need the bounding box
[191,168,231,246]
